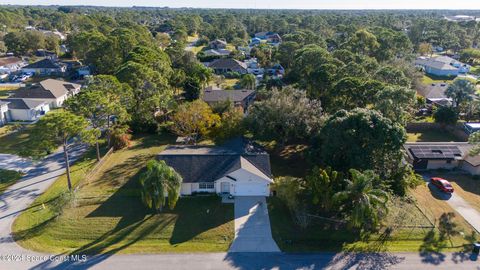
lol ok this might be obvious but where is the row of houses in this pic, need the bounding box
[0,79,80,124]
[204,58,284,77]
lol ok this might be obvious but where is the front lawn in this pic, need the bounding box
[421,74,454,85]
[269,184,475,252]
[0,125,36,156]
[13,134,234,254]
[407,130,463,142]
[0,86,19,98]
[0,169,23,194]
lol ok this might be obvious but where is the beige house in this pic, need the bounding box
[9,79,81,108]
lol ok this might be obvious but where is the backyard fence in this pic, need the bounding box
[406,122,469,141]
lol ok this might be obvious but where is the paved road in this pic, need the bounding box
[0,144,88,262]
[422,174,480,233]
[0,156,479,269]
[229,196,280,252]
[0,154,35,173]
[1,251,479,269]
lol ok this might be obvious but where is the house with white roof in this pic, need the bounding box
[415,56,470,77]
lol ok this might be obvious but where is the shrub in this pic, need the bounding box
[109,125,132,150]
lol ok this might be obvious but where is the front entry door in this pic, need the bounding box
[221,182,230,193]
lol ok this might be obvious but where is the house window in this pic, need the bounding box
[199,183,214,189]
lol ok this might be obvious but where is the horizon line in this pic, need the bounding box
[1,4,480,11]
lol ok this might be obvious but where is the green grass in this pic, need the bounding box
[0,125,34,156]
[407,130,463,142]
[268,192,472,252]
[13,134,235,254]
[0,86,19,98]
[470,66,480,76]
[190,45,205,55]
[0,169,23,194]
[421,74,454,85]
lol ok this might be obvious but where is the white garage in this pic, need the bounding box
[234,183,269,196]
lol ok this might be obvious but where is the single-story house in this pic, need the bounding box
[249,37,263,47]
[203,86,256,113]
[0,101,9,126]
[404,142,480,175]
[207,58,248,75]
[417,83,452,107]
[415,56,470,77]
[22,58,67,76]
[157,138,273,196]
[203,49,232,57]
[9,79,81,108]
[0,57,26,74]
[209,39,227,50]
[0,98,50,122]
[254,32,282,44]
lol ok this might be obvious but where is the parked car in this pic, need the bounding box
[430,177,454,193]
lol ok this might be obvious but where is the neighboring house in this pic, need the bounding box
[22,58,67,76]
[209,39,227,50]
[415,56,470,77]
[203,86,256,113]
[157,137,273,196]
[208,58,248,74]
[9,79,81,108]
[464,123,480,134]
[0,101,9,126]
[249,37,262,47]
[0,98,50,122]
[418,83,452,107]
[254,32,282,44]
[35,49,58,58]
[266,33,282,44]
[0,57,26,74]
[266,64,285,77]
[404,142,480,175]
[203,49,232,57]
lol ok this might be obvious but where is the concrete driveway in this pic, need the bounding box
[422,174,480,233]
[229,196,280,252]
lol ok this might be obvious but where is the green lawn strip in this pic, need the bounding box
[268,195,468,252]
[0,125,45,157]
[407,130,462,142]
[0,169,23,194]
[13,134,235,254]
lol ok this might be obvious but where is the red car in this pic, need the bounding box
[430,177,454,193]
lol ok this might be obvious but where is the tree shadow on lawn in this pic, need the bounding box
[169,195,234,245]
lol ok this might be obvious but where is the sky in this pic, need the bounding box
[1,0,480,10]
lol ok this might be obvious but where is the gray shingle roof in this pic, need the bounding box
[11,79,80,99]
[23,58,65,69]
[1,98,47,110]
[419,83,449,100]
[0,57,23,67]
[208,58,247,70]
[157,138,272,183]
[203,89,255,103]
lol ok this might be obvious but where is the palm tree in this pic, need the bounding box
[140,160,183,212]
[333,169,389,231]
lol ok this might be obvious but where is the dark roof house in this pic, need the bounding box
[157,137,271,184]
[202,87,256,112]
[208,58,248,74]
[22,58,67,75]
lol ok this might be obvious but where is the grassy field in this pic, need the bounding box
[421,75,454,85]
[407,130,463,142]
[190,45,205,54]
[0,125,41,157]
[13,134,235,254]
[269,184,474,252]
[0,86,19,98]
[0,169,23,194]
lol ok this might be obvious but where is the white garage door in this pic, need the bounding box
[235,183,268,196]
